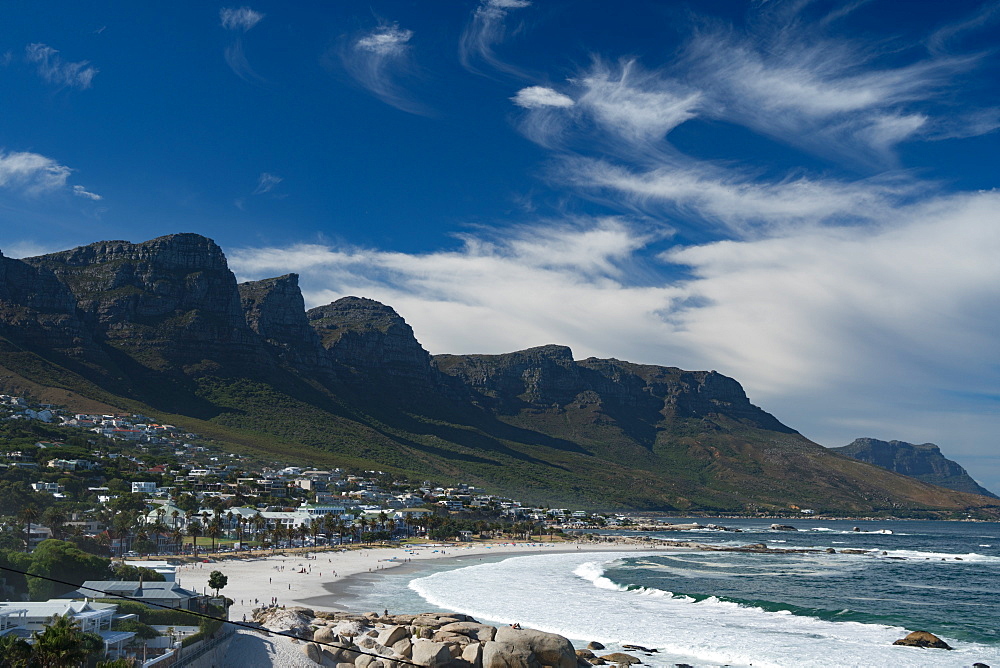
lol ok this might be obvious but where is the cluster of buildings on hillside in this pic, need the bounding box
[3,394,623,552]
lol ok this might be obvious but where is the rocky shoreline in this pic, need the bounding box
[250,606,961,668]
[252,607,644,668]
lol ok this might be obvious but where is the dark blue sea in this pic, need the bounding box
[339,519,1000,667]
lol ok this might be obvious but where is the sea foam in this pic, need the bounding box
[408,551,1000,668]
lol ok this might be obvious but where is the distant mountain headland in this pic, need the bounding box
[832,438,997,499]
[1,233,997,515]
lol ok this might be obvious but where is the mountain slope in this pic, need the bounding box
[1,234,997,514]
[832,438,998,498]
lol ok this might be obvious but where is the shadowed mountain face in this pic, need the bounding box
[832,438,998,499]
[1,233,997,514]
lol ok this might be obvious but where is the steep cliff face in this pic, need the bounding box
[2,233,997,513]
[832,438,998,498]
[434,345,795,433]
[433,345,583,411]
[0,250,94,357]
[238,274,327,371]
[306,297,439,392]
[23,234,265,371]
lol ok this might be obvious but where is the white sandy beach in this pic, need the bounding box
[175,540,669,667]
[177,540,654,622]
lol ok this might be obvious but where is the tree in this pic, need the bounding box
[41,507,67,541]
[171,527,184,555]
[0,629,33,666]
[26,540,110,601]
[186,519,202,556]
[31,614,103,668]
[208,570,228,597]
[18,505,39,552]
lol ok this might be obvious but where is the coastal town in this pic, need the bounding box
[0,393,985,668]
[1,392,627,554]
[0,392,617,666]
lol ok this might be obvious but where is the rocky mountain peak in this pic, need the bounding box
[832,438,997,498]
[306,296,434,389]
[21,234,261,371]
[239,274,326,369]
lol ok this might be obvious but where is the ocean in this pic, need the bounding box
[337,519,1000,667]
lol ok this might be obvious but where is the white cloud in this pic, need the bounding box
[224,40,263,83]
[253,172,282,195]
[575,60,701,143]
[220,7,264,32]
[560,156,914,238]
[355,24,413,56]
[24,43,97,90]
[0,150,100,201]
[72,184,102,200]
[676,14,976,165]
[229,191,1000,487]
[340,23,427,115]
[219,9,265,83]
[0,151,72,194]
[512,86,574,109]
[460,0,532,76]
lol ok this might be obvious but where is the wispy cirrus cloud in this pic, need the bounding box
[677,17,975,166]
[0,150,100,200]
[220,6,265,83]
[72,185,102,201]
[227,189,1000,469]
[253,172,282,195]
[511,2,991,173]
[24,43,97,89]
[460,0,532,76]
[511,86,574,109]
[575,60,701,145]
[559,157,914,238]
[220,6,264,32]
[340,22,427,115]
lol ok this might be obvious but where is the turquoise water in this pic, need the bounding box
[605,518,1000,645]
[339,519,1000,667]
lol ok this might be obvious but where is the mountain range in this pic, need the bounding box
[833,438,997,499]
[1,233,996,515]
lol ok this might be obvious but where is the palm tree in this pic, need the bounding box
[170,509,180,529]
[207,520,222,553]
[187,519,202,556]
[386,518,397,541]
[31,614,102,668]
[334,516,347,545]
[252,512,266,547]
[171,527,184,555]
[309,519,321,547]
[148,517,168,555]
[357,516,369,543]
[42,507,67,541]
[18,505,39,552]
[270,524,284,552]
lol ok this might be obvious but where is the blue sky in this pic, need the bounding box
[2,1,999,492]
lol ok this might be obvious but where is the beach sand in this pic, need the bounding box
[178,540,656,621]
[179,540,664,667]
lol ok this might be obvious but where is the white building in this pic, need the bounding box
[132,481,158,494]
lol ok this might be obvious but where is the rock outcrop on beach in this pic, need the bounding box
[832,438,998,498]
[892,631,953,650]
[2,233,999,514]
[252,608,590,668]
